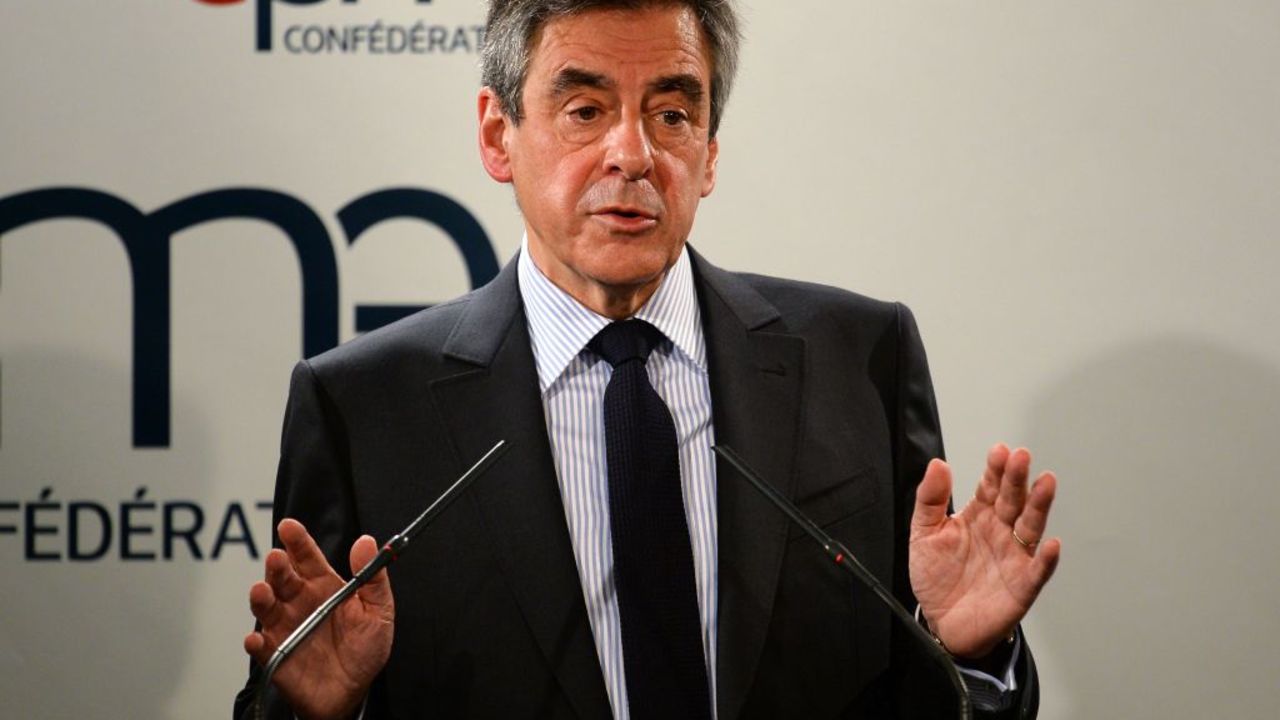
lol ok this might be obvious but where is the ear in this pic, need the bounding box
[478,87,514,183]
[701,135,719,197]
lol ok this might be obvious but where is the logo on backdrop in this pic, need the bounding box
[0,186,498,562]
[195,0,485,55]
[1,489,274,564]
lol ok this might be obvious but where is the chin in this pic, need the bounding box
[587,244,678,286]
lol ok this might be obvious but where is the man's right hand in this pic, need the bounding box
[243,519,395,720]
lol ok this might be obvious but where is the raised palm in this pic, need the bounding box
[908,445,1061,658]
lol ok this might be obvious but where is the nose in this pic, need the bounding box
[604,115,654,181]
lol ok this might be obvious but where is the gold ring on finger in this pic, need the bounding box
[1012,528,1038,549]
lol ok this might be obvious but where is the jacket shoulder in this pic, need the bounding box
[729,271,909,338]
[299,293,478,393]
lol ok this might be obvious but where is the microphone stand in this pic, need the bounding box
[253,439,510,720]
[713,445,972,720]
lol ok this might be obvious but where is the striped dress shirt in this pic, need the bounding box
[517,241,719,720]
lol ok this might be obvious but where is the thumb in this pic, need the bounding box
[349,535,394,609]
[912,458,952,532]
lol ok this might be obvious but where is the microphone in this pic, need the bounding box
[712,445,972,720]
[254,439,511,720]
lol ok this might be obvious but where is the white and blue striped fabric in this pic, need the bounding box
[517,240,719,720]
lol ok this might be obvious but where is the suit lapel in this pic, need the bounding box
[692,252,806,720]
[429,261,612,720]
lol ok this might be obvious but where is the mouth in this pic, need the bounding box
[591,206,659,232]
[597,206,657,220]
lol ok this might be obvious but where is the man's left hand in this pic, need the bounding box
[908,444,1061,659]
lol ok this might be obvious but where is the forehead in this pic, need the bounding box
[526,6,712,89]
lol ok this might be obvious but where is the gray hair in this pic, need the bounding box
[481,0,741,138]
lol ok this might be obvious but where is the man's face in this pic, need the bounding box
[479,5,719,315]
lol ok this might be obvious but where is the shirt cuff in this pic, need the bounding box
[914,605,1021,711]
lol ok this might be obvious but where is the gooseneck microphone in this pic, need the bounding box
[712,445,972,720]
[253,439,510,720]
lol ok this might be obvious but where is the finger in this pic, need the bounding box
[1029,537,1062,591]
[994,447,1032,525]
[243,630,274,666]
[264,547,305,603]
[248,580,278,624]
[1013,471,1057,547]
[350,535,394,609]
[278,518,336,581]
[974,443,1010,506]
[911,459,952,532]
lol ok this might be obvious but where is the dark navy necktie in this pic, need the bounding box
[588,319,712,720]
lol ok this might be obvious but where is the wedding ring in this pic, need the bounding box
[1012,528,1038,549]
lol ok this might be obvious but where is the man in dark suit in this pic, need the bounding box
[237,1,1061,718]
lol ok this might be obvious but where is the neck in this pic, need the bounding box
[525,238,670,320]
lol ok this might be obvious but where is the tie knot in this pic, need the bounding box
[588,319,665,368]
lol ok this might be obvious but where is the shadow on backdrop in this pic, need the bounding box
[1024,336,1280,719]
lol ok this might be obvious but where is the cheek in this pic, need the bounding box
[539,158,595,214]
[659,162,703,213]
[516,165,580,223]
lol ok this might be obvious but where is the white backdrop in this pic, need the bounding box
[2,1,1278,718]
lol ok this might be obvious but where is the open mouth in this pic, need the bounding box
[594,210,657,229]
[595,206,657,222]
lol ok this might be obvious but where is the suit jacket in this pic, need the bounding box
[236,249,1038,719]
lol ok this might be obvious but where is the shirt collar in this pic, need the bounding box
[517,236,707,393]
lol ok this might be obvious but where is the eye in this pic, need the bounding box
[658,110,688,126]
[570,106,600,122]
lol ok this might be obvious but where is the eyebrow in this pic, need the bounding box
[650,73,705,104]
[547,67,705,105]
[549,67,613,97]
